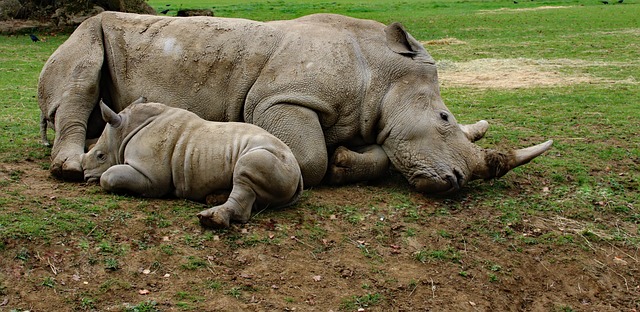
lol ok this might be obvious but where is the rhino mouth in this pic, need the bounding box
[410,169,465,193]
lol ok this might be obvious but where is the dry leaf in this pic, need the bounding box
[312,275,322,282]
[163,274,170,278]
[138,289,150,295]
[142,269,151,274]
[613,256,628,265]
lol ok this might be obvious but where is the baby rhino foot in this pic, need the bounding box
[197,206,232,228]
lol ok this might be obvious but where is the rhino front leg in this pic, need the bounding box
[100,165,168,198]
[39,15,104,181]
[327,145,390,185]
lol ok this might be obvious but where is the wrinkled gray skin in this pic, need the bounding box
[82,100,303,228]
[40,12,552,193]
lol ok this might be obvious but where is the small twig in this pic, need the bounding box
[537,259,550,272]
[604,237,638,263]
[460,234,467,253]
[47,258,58,275]
[409,283,418,297]
[250,204,270,220]
[87,225,98,236]
[291,236,314,249]
[578,233,597,253]
[430,278,436,298]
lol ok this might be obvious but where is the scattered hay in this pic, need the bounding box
[477,6,572,14]
[437,58,637,89]
[422,37,467,46]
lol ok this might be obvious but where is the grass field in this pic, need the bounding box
[1,0,639,310]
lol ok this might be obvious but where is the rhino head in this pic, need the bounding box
[377,23,552,193]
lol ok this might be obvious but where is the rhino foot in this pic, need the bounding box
[50,156,84,181]
[327,146,351,184]
[197,206,232,228]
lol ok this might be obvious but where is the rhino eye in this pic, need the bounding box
[439,112,449,122]
[97,152,106,161]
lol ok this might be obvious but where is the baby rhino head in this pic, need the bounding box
[82,97,161,183]
[81,101,126,183]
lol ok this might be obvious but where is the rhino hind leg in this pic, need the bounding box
[198,148,302,228]
[253,104,327,187]
[198,191,255,228]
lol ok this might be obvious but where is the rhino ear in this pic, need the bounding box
[385,22,425,56]
[99,100,122,128]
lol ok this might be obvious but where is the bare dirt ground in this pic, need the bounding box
[1,158,638,311]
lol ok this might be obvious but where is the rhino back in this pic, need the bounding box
[100,12,282,121]
[247,14,398,145]
[124,107,292,201]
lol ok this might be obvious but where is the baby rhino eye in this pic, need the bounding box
[97,152,106,161]
[440,112,449,122]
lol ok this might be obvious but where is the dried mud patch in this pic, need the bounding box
[437,58,637,89]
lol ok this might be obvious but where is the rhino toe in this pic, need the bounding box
[51,158,84,181]
[197,208,231,228]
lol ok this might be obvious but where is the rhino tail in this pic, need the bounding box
[39,111,50,147]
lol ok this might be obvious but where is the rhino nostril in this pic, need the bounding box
[447,169,464,190]
[446,175,460,190]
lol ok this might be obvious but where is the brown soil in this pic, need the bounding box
[1,160,638,311]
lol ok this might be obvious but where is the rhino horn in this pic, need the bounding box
[473,140,553,180]
[99,100,122,127]
[460,120,489,142]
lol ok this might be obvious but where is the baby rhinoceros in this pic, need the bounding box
[82,100,303,228]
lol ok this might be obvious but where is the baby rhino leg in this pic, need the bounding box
[197,187,256,228]
[197,148,300,228]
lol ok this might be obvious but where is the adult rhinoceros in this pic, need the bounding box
[39,12,552,193]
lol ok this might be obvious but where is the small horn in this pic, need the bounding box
[473,140,553,180]
[460,120,489,142]
[99,100,122,127]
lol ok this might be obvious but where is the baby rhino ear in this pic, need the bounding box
[100,100,122,128]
